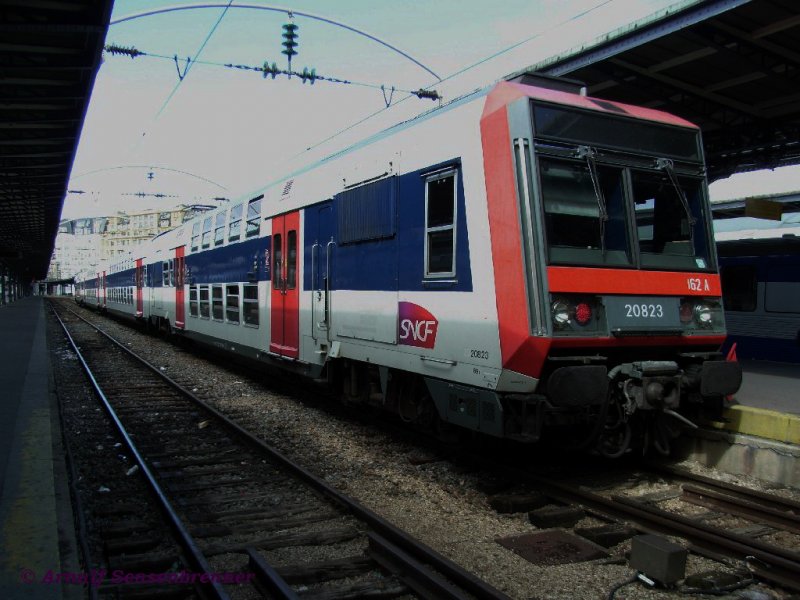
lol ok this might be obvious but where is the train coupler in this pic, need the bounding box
[612,361,681,411]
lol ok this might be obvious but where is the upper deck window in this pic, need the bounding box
[228,204,243,242]
[214,211,226,246]
[191,222,200,252]
[201,217,212,249]
[245,196,262,238]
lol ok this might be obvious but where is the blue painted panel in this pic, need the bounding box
[107,268,135,288]
[302,160,472,293]
[186,236,271,285]
[148,260,163,287]
[303,202,335,290]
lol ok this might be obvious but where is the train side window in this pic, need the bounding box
[199,285,210,318]
[214,211,227,246]
[226,284,240,323]
[201,217,213,249]
[191,221,200,252]
[425,170,457,277]
[287,230,297,290]
[243,284,259,326]
[273,233,283,289]
[162,261,170,286]
[720,265,756,311]
[765,266,799,313]
[246,196,262,238]
[212,285,224,320]
[189,286,198,317]
[228,204,243,242]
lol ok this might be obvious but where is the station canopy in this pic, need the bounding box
[531,0,800,182]
[0,0,111,281]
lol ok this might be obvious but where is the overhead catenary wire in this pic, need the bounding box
[299,0,618,156]
[154,0,234,120]
[103,43,441,101]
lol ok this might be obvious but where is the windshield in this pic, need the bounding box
[631,170,711,270]
[540,158,631,266]
[538,156,713,271]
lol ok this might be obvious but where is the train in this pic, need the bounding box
[75,73,742,458]
[718,234,800,363]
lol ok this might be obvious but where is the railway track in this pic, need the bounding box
[477,458,800,594]
[51,301,511,600]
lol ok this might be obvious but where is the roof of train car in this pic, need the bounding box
[227,78,703,215]
[717,234,800,256]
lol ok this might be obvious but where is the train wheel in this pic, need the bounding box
[597,421,631,459]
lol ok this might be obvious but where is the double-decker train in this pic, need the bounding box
[76,74,742,457]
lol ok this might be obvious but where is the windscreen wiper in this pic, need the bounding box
[656,157,696,253]
[576,145,608,253]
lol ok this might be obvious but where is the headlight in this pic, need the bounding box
[694,302,713,327]
[552,300,571,328]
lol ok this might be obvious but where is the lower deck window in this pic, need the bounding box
[243,284,259,326]
[189,285,198,317]
[212,285,224,320]
[199,286,210,318]
[226,284,240,323]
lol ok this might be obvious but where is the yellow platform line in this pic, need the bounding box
[707,405,800,445]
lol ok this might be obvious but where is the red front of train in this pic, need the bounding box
[482,79,741,456]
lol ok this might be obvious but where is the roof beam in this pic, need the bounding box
[608,56,763,118]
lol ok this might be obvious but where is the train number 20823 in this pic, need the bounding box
[625,303,664,318]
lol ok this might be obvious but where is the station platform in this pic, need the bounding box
[0,296,80,599]
[716,360,800,444]
[682,359,800,489]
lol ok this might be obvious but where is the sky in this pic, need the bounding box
[63,0,800,220]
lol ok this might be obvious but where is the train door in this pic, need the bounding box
[135,258,144,317]
[99,271,106,307]
[174,246,186,329]
[310,203,334,344]
[270,211,299,358]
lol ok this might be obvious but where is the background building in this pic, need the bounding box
[47,204,214,280]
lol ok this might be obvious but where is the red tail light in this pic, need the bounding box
[575,302,592,325]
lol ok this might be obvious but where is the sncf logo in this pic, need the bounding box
[398,302,438,349]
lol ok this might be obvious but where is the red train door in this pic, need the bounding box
[174,246,185,329]
[135,258,144,317]
[270,211,299,358]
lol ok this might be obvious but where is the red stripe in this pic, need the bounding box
[548,267,721,296]
[481,105,532,372]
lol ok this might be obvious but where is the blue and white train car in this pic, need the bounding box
[719,234,800,363]
[74,76,742,455]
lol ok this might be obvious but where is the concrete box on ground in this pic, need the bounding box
[630,534,687,585]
